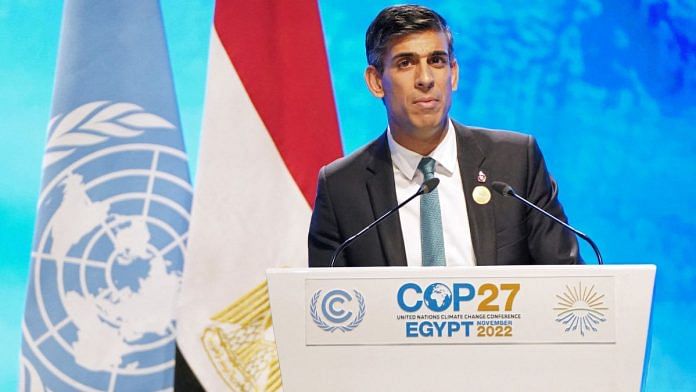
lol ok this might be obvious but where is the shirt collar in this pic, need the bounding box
[387,119,457,181]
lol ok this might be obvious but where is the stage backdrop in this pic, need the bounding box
[1,0,693,390]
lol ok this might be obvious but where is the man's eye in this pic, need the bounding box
[397,59,412,68]
[430,56,448,66]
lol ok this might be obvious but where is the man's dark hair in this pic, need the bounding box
[366,5,454,74]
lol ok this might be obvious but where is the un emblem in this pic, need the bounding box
[310,289,366,332]
[21,101,191,390]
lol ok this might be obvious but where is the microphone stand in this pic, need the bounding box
[492,181,603,265]
[330,179,439,267]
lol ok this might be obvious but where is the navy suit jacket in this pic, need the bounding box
[308,122,581,267]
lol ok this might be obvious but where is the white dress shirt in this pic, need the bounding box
[387,120,477,267]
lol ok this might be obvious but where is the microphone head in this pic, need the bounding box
[491,181,514,196]
[420,178,440,194]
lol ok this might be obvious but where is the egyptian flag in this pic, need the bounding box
[175,1,342,390]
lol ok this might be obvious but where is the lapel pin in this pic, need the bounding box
[477,170,487,183]
[472,185,491,205]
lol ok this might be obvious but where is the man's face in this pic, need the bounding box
[366,30,458,139]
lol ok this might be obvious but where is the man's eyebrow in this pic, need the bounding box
[390,52,417,61]
[389,50,450,61]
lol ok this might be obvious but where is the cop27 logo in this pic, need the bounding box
[397,282,520,312]
[310,289,365,332]
[554,282,608,336]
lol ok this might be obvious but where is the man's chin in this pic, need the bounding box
[412,117,448,133]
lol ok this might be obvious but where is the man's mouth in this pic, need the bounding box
[413,97,439,109]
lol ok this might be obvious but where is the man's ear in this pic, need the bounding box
[451,58,459,92]
[365,65,385,98]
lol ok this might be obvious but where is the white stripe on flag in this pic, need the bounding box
[176,29,311,391]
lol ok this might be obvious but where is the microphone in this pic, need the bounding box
[330,178,440,267]
[491,181,603,264]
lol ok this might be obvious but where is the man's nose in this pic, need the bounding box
[415,63,435,91]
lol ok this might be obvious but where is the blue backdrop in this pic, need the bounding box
[1,0,694,390]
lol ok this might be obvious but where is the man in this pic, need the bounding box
[308,5,581,267]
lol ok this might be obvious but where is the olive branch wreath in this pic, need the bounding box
[43,101,175,168]
[310,290,366,333]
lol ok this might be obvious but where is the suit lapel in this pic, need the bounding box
[365,133,408,267]
[454,123,497,265]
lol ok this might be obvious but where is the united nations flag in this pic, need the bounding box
[19,1,190,390]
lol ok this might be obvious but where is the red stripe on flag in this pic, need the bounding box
[214,1,343,207]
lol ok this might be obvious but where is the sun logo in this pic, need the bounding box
[553,282,608,336]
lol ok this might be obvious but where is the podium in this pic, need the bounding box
[267,265,655,391]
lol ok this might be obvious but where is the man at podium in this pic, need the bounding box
[309,5,581,268]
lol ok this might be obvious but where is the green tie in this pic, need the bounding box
[418,157,446,266]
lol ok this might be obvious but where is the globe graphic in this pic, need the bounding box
[22,144,191,390]
[423,283,453,312]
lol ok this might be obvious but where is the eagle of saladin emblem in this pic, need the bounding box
[201,281,281,391]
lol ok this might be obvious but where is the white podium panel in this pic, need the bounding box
[267,265,655,392]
